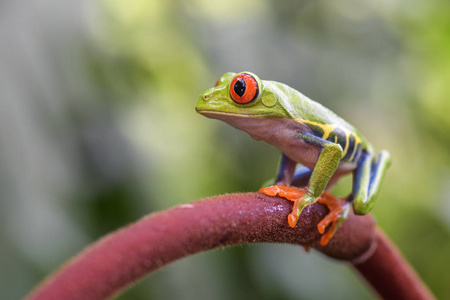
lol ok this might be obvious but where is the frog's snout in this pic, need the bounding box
[196,86,227,113]
[195,91,212,112]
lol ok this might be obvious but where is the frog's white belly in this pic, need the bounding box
[202,113,357,175]
[253,119,357,175]
[274,136,356,175]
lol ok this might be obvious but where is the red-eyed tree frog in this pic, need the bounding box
[195,72,391,245]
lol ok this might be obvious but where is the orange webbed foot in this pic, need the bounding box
[260,185,350,246]
[259,185,307,228]
[316,193,350,246]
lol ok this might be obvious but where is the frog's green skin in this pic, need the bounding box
[195,72,390,227]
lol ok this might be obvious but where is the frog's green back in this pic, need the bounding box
[265,80,350,127]
[264,80,372,153]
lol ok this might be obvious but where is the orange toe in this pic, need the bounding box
[317,193,348,246]
[260,185,307,227]
[259,185,306,201]
[259,185,282,197]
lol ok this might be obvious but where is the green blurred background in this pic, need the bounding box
[1,0,449,299]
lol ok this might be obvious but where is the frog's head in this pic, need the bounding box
[195,72,291,133]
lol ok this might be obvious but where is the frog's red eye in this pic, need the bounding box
[229,73,259,104]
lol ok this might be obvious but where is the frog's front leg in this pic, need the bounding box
[293,132,343,224]
[306,149,390,245]
[261,132,343,227]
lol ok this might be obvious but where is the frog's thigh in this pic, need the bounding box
[368,150,391,203]
[352,151,391,215]
[291,165,312,187]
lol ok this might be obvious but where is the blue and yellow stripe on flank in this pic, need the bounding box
[294,118,363,163]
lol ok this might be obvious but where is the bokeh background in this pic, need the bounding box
[1,0,449,299]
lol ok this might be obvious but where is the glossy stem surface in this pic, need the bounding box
[26,193,429,300]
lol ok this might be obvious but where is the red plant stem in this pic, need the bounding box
[26,193,432,300]
[353,228,435,300]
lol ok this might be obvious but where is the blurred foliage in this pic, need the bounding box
[1,0,449,299]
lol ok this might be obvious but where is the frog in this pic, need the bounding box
[195,71,391,245]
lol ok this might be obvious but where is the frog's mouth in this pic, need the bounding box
[196,110,273,118]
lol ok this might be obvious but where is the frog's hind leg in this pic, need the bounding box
[352,150,391,215]
[291,165,312,187]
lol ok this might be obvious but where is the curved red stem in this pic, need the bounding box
[26,192,433,300]
[353,228,435,300]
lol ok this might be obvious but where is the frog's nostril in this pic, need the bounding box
[203,93,211,101]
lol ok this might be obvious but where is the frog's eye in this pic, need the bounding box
[229,73,259,104]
